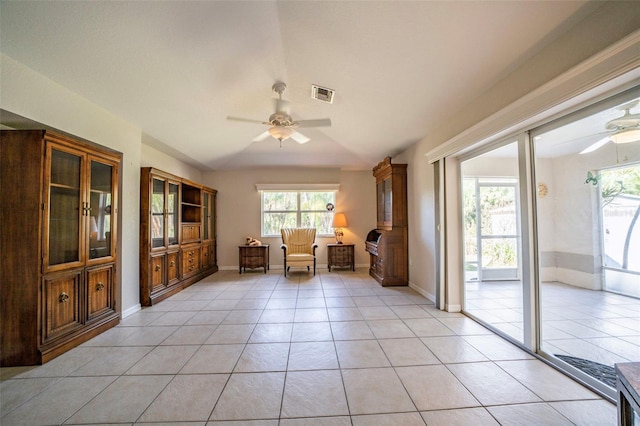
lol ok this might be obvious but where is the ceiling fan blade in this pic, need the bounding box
[273,99,291,114]
[579,136,611,154]
[252,130,271,142]
[290,130,310,144]
[227,116,267,125]
[296,118,332,128]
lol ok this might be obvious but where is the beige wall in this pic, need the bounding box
[204,168,376,270]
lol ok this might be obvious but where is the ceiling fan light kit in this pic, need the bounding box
[579,99,640,154]
[610,127,640,144]
[227,82,332,147]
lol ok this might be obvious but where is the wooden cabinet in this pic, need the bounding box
[239,245,270,273]
[327,243,355,271]
[140,168,217,306]
[1,130,121,366]
[366,157,408,286]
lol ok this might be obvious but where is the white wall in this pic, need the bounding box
[203,168,376,270]
[536,141,640,289]
[3,2,638,317]
[394,2,640,309]
[1,54,142,314]
[141,139,203,183]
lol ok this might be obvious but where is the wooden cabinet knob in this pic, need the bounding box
[59,292,70,303]
[169,260,175,267]
[96,282,105,291]
[155,264,161,272]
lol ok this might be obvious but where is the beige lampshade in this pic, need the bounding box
[332,213,348,228]
[268,126,293,141]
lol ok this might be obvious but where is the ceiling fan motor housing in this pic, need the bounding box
[268,112,295,127]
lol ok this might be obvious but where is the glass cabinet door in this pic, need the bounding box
[203,191,210,240]
[46,146,84,269]
[151,178,165,249]
[377,182,385,224]
[167,182,179,246]
[88,159,115,260]
[383,179,392,223]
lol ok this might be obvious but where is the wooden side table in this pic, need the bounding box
[327,243,355,271]
[239,244,269,274]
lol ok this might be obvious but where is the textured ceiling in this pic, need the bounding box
[0,1,599,170]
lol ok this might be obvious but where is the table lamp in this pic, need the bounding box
[332,212,348,244]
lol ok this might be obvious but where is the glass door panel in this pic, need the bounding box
[461,141,524,343]
[532,92,640,397]
[479,184,519,280]
[151,178,165,248]
[376,182,384,223]
[89,160,113,259]
[48,148,82,267]
[203,192,210,240]
[167,182,179,246]
[601,165,640,298]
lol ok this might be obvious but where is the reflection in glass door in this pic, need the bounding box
[533,91,640,398]
[462,141,525,343]
[454,89,639,400]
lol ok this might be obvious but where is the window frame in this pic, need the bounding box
[260,189,337,238]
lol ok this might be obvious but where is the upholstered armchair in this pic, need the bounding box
[280,228,318,276]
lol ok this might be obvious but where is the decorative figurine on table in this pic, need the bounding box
[245,237,262,246]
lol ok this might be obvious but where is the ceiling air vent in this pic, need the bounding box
[311,84,335,104]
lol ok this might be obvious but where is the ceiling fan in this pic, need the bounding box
[580,99,640,154]
[227,82,331,147]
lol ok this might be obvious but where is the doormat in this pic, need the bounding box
[556,354,617,387]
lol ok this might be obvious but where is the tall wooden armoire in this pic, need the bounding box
[365,157,408,286]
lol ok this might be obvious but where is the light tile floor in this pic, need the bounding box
[1,269,616,425]
[465,280,640,368]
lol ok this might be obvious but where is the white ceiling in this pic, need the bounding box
[0,1,602,170]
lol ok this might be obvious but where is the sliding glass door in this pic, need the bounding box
[457,87,639,399]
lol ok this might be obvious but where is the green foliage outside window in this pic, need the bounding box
[262,191,335,236]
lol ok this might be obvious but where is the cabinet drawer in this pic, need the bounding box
[244,256,264,268]
[181,224,201,243]
[42,271,82,343]
[87,264,115,320]
[182,247,201,277]
[244,247,265,257]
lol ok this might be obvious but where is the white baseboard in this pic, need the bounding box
[408,281,436,303]
[121,304,141,319]
[445,304,462,313]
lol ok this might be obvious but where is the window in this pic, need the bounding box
[261,190,335,237]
